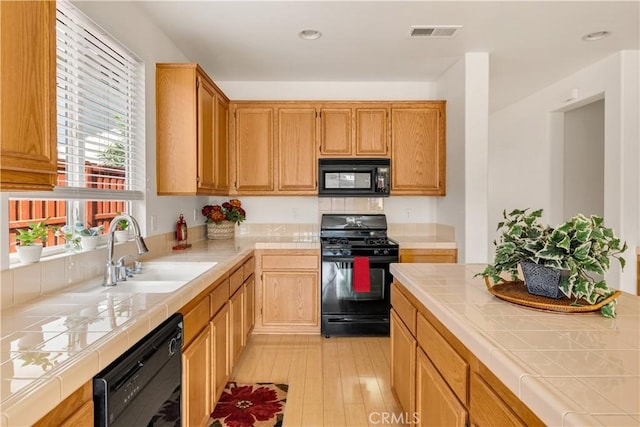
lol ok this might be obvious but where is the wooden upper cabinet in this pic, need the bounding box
[391,102,446,195]
[319,103,389,157]
[156,63,229,195]
[320,107,352,156]
[197,76,216,192]
[233,106,274,192]
[213,96,230,192]
[277,107,318,193]
[355,106,389,156]
[0,0,57,191]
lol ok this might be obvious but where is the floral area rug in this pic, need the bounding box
[209,382,288,427]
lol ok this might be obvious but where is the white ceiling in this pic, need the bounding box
[134,1,639,111]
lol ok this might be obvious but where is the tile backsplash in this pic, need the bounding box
[2,208,454,309]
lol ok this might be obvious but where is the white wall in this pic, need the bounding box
[435,58,466,259]
[489,51,640,294]
[563,99,604,218]
[435,53,490,263]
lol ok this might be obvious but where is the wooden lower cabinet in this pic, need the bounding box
[244,276,255,339]
[391,282,543,427]
[400,248,458,263]
[182,324,212,427]
[229,285,245,367]
[211,303,230,404]
[390,309,416,415]
[254,250,320,333]
[33,380,93,427]
[416,348,467,427]
[470,372,526,427]
[180,253,255,426]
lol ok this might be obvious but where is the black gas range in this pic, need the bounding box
[320,214,398,337]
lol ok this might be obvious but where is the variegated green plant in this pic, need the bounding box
[478,209,627,317]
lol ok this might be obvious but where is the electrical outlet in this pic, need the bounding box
[150,215,157,231]
[292,208,299,218]
[193,209,198,221]
[405,209,412,219]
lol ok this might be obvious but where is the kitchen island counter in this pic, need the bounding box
[390,262,639,426]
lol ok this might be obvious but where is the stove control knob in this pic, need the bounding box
[374,249,380,255]
[383,249,389,255]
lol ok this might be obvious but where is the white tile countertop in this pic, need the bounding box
[0,236,322,426]
[0,231,457,426]
[390,263,640,427]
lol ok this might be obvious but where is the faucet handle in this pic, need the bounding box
[132,261,143,274]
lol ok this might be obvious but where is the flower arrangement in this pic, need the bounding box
[202,199,246,225]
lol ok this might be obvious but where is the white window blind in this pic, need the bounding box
[54,0,144,200]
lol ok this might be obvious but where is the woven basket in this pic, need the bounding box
[207,221,235,240]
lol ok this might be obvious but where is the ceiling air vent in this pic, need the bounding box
[409,25,462,38]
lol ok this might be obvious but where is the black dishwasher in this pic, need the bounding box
[94,313,183,427]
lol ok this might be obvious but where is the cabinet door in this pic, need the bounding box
[0,0,57,191]
[211,303,229,405]
[59,400,93,427]
[197,75,216,192]
[391,103,446,195]
[229,286,245,367]
[416,348,467,427]
[156,64,198,195]
[390,309,416,415]
[213,95,230,193]
[320,107,352,156]
[244,276,255,340]
[234,106,274,192]
[355,106,389,156]
[277,107,318,192]
[470,372,526,427]
[182,325,212,427]
[262,271,319,326]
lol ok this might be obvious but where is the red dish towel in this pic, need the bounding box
[353,257,371,293]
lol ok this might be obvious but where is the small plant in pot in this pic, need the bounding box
[77,223,104,250]
[478,208,627,318]
[114,217,129,242]
[15,221,49,263]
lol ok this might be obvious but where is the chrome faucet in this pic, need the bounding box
[103,214,148,286]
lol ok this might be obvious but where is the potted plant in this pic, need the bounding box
[77,223,104,251]
[202,199,246,240]
[55,223,81,252]
[478,208,627,317]
[114,216,129,242]
[15,221,49,263]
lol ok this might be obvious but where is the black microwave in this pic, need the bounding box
[318,158,391,197]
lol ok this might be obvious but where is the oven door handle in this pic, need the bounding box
[322,256,399,263]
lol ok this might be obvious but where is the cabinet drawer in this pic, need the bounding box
[243,256,255,281]
[391,283,416,335]
[183,296,210,347]
[470,372,525,427]
[417,313,468,405]
[261,254,318,270]
[210,278,229,317]
[230,266,244,294]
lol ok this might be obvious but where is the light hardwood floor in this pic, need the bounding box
[230,334,405,427]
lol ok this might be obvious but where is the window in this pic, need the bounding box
[8,0,144,255]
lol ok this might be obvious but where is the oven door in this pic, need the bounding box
[321,255,395,316]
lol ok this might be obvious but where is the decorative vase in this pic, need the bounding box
[80,235,99,251]
[207,221,235,240]
[16,245,43,263]
[520,261,562,299]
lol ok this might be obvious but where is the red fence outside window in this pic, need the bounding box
[8,162,126,253]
